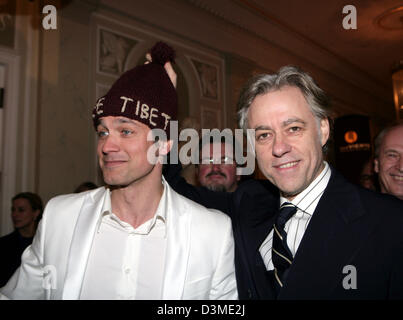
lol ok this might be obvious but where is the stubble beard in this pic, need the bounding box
[205,183,228,192]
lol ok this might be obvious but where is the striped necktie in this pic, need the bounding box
[272,202,297,290]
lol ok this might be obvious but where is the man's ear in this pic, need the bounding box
[374,158,379,173]
[320,118,330,147]
[158,140,174,156]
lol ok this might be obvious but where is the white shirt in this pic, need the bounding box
[80,184,167,300]
[260,162,331,271]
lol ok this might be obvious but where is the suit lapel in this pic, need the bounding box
[62,188,107,299]
[161,182,191,299]
[239,192,278,299]
[279,171,374,299]
[245,192,278,251]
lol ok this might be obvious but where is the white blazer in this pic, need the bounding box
[0,181,237,300]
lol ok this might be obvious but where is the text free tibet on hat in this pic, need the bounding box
[93,95,172,131]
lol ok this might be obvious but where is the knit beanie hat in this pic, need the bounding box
[92,41,177,138]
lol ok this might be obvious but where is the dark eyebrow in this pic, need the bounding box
[96,120,106,129]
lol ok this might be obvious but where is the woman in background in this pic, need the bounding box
[0,192,43,287]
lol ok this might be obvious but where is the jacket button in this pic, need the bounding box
[248,289,252,299]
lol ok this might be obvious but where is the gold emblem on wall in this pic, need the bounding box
[344,130,358,144]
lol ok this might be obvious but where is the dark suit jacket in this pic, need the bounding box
[164,164,403,299]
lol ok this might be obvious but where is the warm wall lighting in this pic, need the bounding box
[392,61,403,121]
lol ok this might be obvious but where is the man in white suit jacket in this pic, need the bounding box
[0,179,236,300]
[0,42,237,300]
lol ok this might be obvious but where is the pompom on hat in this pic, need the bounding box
[92,41,177,138]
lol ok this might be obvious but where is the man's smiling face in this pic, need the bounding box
[375,125,403,200]
[96,116,155,187]
[247,86,329,200]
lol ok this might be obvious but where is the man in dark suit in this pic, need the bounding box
[165,65,403,299]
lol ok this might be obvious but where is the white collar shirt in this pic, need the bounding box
[80,182,167,300]
[260,162,332,271]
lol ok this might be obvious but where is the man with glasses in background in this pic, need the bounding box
[196,135,241,192]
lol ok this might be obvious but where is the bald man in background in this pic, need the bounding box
[374,122,403,201]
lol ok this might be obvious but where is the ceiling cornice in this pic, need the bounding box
[186,0,391,99]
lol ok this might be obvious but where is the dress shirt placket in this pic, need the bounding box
[260,162,331,271]
[118,231,140,299]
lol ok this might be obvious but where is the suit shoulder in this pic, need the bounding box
[44,187,106,216]
[357,187,403,218]
[236,178,278,198]
[48,187,104,204]
[44,193,80,212]
[329,169,403,220]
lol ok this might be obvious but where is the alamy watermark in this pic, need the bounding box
[342,5,357,30]
[42,5,57,30]
[146,121,256,176]
[342,265,357,290]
